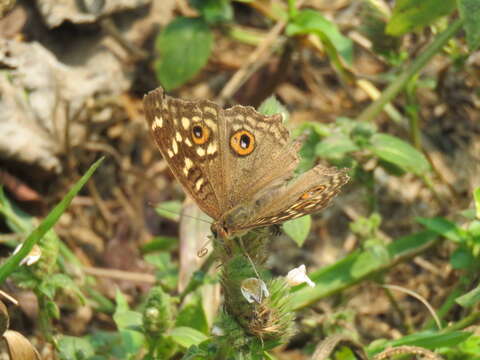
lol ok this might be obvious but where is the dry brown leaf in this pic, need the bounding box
[3,330,40,360]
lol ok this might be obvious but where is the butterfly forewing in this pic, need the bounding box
[144,88,223,220]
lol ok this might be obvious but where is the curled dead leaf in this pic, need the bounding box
[0,300,9,335]
[3,330,40,360]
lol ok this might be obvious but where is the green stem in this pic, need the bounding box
[357,18,463,123]
[442,311,480,332]
[225,25,265,46]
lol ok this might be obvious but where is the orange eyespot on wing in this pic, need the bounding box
[191,124,210,145]
[230,130,255,156]
[300,185,326,200]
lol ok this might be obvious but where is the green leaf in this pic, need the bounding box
[189,0,233,24]
[155,17,213,91]
[450,246,475,270]
[286,9,353,65]
[113,290,145,356]
[176,295,209,333]
[58,336,96,359]
[315,134,359,159]
[170,326,209,348]
[156,200,182,222]
[386,0,457,36]
[388,330,472,350]
[458,0,480,51]
[283,215,311,246]
[145,253,178,290]
[258,96,289,120]
[113,290,143,330]
[369,133,430,176]
[456,284,480,308]
[0,157,104,284]
[474,187,480,219]
[140,236,178,254]
[416,217,466,243]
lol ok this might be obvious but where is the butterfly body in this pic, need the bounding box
[143,87,349,239]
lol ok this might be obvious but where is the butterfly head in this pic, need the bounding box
[211,204,253,239]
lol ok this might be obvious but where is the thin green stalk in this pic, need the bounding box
[225,25,265,46]
[357,18,463,122]
[442,311,480,332]
[0,157,104,284]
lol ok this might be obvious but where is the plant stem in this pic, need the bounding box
[357,18,463,123]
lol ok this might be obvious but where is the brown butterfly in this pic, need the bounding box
[143,87,349,239]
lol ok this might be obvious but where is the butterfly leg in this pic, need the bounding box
[269,224,282,237]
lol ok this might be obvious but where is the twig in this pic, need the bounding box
[217,21,287,106]
[381,284,442,330]
[311,334,368,360]
[373,345,443,360]
[83,266,156,284]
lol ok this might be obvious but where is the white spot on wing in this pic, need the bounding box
[167,149,174,158]
[197,147,206,156]
[176,132,182,142]
[185,138,192,147]
[205,119,216,132]
[153,115,163,129]
[181,117,190,129]
[172,139,178,154]
[183,157,193,176]
[207,142,217,155]
[204,106,218,116]
[195,178,204,191]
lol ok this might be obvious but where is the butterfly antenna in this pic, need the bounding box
[238,237,261,281]
[146,202,213,225]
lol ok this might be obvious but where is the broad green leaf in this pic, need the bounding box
[416,217,466,243]
[113,290,143,330]
[113,290,144,356]
[171,327,208,348]
[189,0,233,24]
[457,335,480,355]
[315,134,359,159]
[450,246,475,270]
[474,187,480,219]
[145,253,178,290]
[258,96,288,120]
[386,0,456,36]
[456,283,480,307]
[283,215,311,246]
[286,9,353,65]
[58,336,96,359]
[155,17,213,91]
[369,133,430,175]
[458,0,480,51]
[156,200,182,222]
[0,157,104,284]
[176,295,209,333]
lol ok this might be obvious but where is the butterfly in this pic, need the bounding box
[143,87,349,239]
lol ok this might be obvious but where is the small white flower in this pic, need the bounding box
[13,244,41,266]
[240,278,269,303]
[286,264,315,287]
[211,325,224,336]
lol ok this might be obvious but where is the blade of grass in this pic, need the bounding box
[357,18,463,123]
[0,157,104,284]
